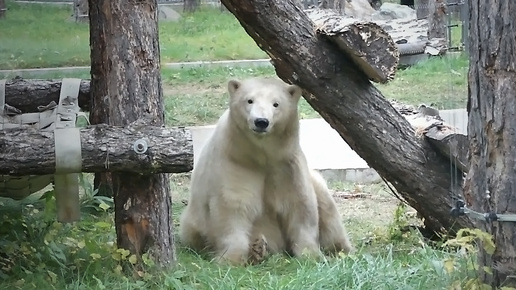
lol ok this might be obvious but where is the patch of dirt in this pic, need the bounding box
[333,188,401,230]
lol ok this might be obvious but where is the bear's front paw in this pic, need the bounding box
[215,249,249,266]
[300,247,323,259]
[292,243,323,260]
[248,234,268,265]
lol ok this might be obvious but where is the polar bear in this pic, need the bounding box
[179,77,352,265]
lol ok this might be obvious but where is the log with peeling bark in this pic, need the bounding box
[306,9,399,83]
[394,102,469,174]
[424,126,468,173]
[221,0,472,235]
[4,77,91,113]
[0,124,193,176]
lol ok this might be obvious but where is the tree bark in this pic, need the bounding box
[416,0,430,19]
[3,78,91,113]
[88,0,176,266]
[464,0,516,287]
[427,0,446,39]
[307,9,399,83]
[319,0,345,14]
[425,126,468,174]
[0,124,193,176]
[368,0,382,10]
[183,0,199,13]
[74,0,89,23]
[220,0,473,234]
[0,0,6,19]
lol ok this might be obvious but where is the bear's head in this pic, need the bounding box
[227,77,303,136]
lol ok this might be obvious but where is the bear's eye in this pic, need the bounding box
[247,99,253,104]
[273,103,279,108]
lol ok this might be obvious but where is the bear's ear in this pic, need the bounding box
[228,79,241,96]
[287,84,302,100]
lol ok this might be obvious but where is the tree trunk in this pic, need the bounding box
[427,0,446,39]
[184,0,199,13]
[369,0,382,10]
[220,0,473,234]
[416,0,430,19]
[0,124,193,176]
[0,0,6,19]
[88,0,176,266]
[319,0,345,14]
[464,0,516,287]
[74,0,89,23]
[3,78,91,113]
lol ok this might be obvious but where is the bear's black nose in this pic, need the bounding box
[254,118,269,130]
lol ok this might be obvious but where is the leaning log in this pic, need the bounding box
[220,0,472,234]
[425,127,468,173]
[306,9,399,83]
[4,77,91,113]
[0,124,193,176]
[408,117,469,174]
[396,103,469,174]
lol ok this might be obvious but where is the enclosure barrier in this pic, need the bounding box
[0,78,84,222]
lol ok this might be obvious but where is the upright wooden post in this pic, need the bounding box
[416,0,430,20]
[74,0,89,23]
[87,0,176,265]
[0,0,6,19]
[465,0,516,287]
[427,0,447,39]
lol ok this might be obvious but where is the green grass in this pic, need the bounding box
[0,174,480,289]
[0,2,266,70]
[159,54,468,127]
[379,54,469,109]
[0,54,468,127]
[0,2,468,71]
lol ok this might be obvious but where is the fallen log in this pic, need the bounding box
[221,0,472,234]
[306,9,399,83]
[398,104,469,174]
[0,124,193,176]
[3,77,91,113]
[424,126,468,173]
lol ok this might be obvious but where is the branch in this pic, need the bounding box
[0,124,193,175]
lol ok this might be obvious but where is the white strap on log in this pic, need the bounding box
[0,78,86,222]
[0,79,59,131]
[0,79,5,114]
[54,78,83,223]
[0,80,54,199]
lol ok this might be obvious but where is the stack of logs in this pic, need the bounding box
[0,78,194,176]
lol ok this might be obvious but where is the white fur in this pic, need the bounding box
[179,77,352,265]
